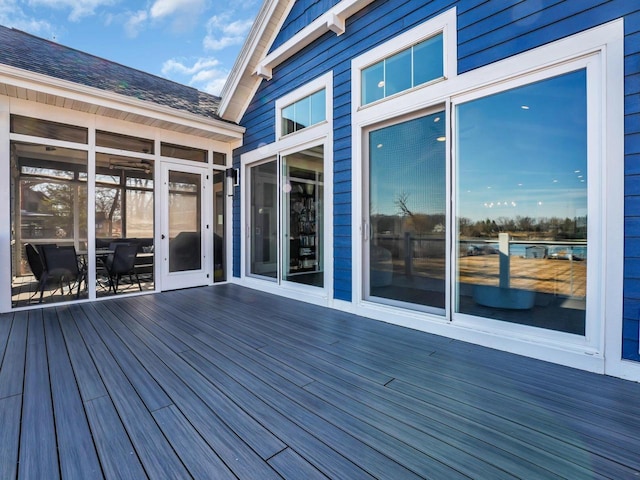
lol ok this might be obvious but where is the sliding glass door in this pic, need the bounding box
[247,146,324,287]
[365,111,446,313]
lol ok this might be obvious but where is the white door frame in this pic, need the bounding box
[159,161,211,291]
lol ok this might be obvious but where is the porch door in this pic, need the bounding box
[247,147,325,287]
[160,163,209,290]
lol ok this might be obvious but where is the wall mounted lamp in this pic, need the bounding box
[225,167,239,197]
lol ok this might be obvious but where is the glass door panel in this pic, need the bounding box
[283,146,324,287]
[161,163,207,291]
[366,111,446,312]
[455,70,587,335]
[249,160,278,279]
[168,170,201,272]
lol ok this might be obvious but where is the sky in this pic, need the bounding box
[0,0,263,96]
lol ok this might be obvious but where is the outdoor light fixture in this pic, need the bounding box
[225,167,239,197]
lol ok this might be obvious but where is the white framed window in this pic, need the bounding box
[353,7,457,109]
[352,12,624,374]
[276,72,332,139]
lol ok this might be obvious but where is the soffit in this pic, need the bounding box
[0,66,245,143]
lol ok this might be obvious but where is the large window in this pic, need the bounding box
[455,70,588,334]
[95,153,155,297]
[367,111,446,311]
[10,141,88,307]
[361,33,443,105]
[281,89,326,135]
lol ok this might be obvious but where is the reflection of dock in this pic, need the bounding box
[458,255,586,298]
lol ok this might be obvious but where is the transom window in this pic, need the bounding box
[281,89,326,135]
[361,33,443,105]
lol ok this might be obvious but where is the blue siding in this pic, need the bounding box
[233,0,640,359]
[271,0,342,52]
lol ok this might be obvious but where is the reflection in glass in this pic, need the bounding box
[168,171,201,272]
[368,111,446,311]
[385,49,412,97]
[213,171,226,282]
[95,154,154,296]
[283,146,324,287]
[413,34,444,86]
[455,70,587,335]
[361,33,444,106]
[250,161,278,278]
[10,142,88,306]
[161,143,207,163]
[282,90,326,135]
[10,115,88,143]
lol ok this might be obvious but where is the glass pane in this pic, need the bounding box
[455,70,587,335]
[168,171,201,272]
[368,112,446,310]
[283,146,324,287]
[250,161,278,278]
[385,49,412,97]
[282,104,295,135]
[413,34,444,86]
[362,61,385,105]
[95,154,155,296]
[213,171,226,282]
[11,142,88,306]
[310,89,326,126]
[213,152,226,166]
[294,95,311,131]
[161,143,207,163]
[10,115,88,143]
[96,130,154,154]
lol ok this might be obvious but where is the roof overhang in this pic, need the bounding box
[0,64,245,144]
[219,0,375,124]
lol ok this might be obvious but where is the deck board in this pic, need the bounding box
[2,284,640,479]
[43,309,103,480]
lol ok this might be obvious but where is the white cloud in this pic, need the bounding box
[27,0,117,21]
[203,14,253,51]
[150,0,204,19]
[0,0,54,35]
[161,57,228,96]
[124,10,148,38]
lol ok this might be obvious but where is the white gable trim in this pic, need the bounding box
[256,0,376,81]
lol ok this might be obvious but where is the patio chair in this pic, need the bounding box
[104,243,142,293]
[41,245,87,299]
[25,243,49,303]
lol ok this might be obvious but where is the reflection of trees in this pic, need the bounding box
[95,177,153,238]
[458,215,587,240]
[22,180,88,239]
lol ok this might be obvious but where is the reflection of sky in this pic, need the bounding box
[457,69,587,221]
[370,112,446,215]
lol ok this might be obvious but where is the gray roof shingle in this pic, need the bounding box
[0,25,222,119]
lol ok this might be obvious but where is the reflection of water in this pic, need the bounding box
[506,244,586,260]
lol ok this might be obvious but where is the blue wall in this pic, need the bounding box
[233,0,640,359]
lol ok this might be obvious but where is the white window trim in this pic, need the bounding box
[351,14,625,376]
[240,72,334,305]
[352,7,457,110]
[275,72,332,140]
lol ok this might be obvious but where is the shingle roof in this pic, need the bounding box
[0,25,221,119]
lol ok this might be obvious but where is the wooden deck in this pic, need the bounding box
[1,284,639,479]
